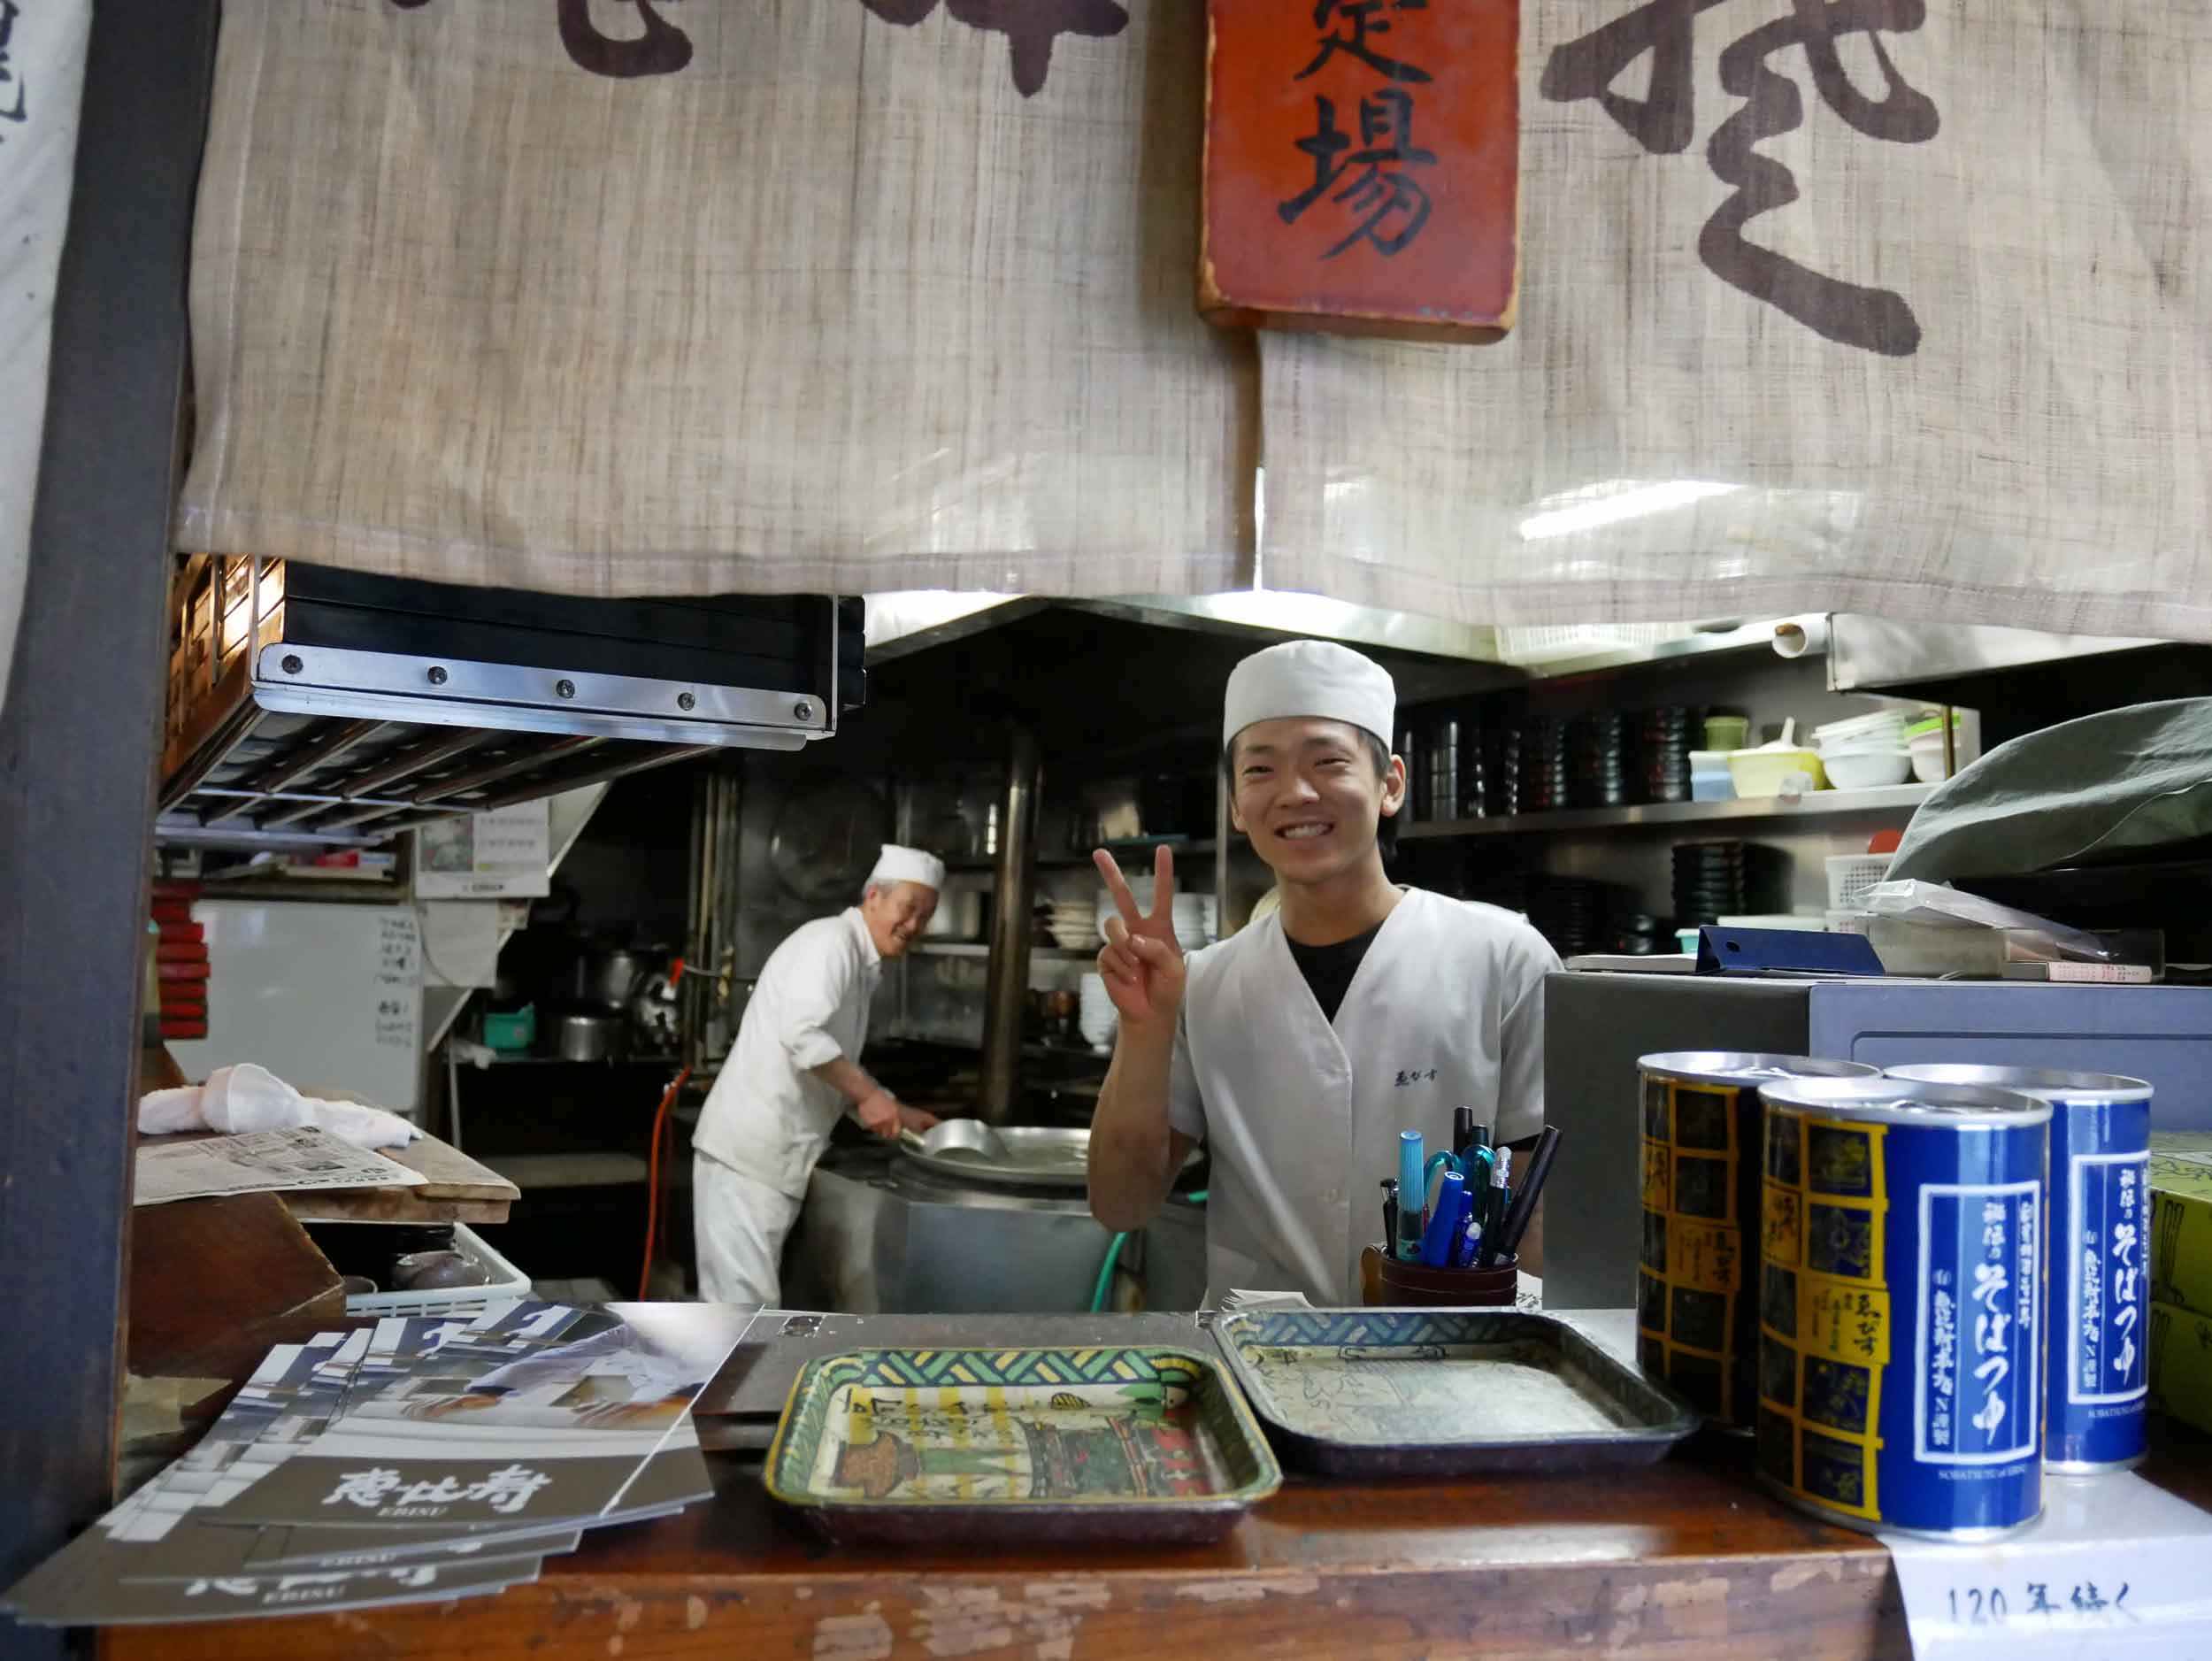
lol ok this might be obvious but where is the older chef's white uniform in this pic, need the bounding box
[691,845,939,1305]
[1168,639,1562,1304]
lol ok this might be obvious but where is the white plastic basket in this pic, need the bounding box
[1825,854,1893,911]
[1495,623,1688,665]
[341,1222,531,1319]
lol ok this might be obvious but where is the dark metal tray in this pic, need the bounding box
[762,1344,1281,1545]
[1210,1310,1698,1477]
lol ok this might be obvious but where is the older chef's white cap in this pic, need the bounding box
[866,843,945,892]
[1222,640,1395,750]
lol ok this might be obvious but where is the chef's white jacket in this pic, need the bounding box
[693,907,882,1200]
[1168,888,1559,1304]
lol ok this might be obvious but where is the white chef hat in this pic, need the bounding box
[866,843,946,893]
[1222,640,1396,750]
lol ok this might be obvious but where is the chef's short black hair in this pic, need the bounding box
[1222,727,1400,857]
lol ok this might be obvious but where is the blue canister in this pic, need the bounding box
[1755,1078,2052,1540]
[1888,1065,2153,1473]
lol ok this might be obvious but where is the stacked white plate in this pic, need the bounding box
[1812,709,1910,789]
[1094,886,1219,950]
[1078,973,1117,1050]
[1045,900,1098,950]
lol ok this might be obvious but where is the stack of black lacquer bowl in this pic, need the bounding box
[1672,841,1747,925]
[1569,712,1630,809]
[1519,718,1571,813]
[1639,705,1694,804]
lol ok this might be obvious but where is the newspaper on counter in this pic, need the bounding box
[0,1326,547,1626]
[208,1302,749,1533]
[2,1300,752,1628]
[133,1124,426,1207]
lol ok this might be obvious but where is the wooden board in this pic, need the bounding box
[1200,0,1519,341]
[127,1193,348,1382]
[280,1129,516,1225]
[87,1324,2212,1659]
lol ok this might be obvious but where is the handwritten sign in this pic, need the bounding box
[373,912,421,1052]
[1201,0,1519,341]
[1883,1473,2212,1658]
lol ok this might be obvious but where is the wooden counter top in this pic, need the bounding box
[89,1333,2212,1661]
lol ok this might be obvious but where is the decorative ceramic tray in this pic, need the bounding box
[1210,1311,1698,1477]
[763,1345,1281,1543]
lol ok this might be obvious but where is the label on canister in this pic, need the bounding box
[1635,1053,1876,1430]
[1756,1083,2048,1539]
[2050,1094,2152,1468]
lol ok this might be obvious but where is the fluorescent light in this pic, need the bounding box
[1518,479,1741,542]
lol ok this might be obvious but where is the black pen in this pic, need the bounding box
[1453,1105,1476,1163]
[1381,1178,1400,1252]
[1493,1126,1560,1261]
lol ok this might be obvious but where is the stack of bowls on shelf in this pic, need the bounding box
[1045,898,1099,950]
[1518,717,1571,812]
[1569,712,1630,809]
[1483,726,1522,817]
[1812,709,1911,789]
[1638,705,1695,804]
[1093,879,1219,951]
[1673,841,1747,925]
[1077,973,1117,1050]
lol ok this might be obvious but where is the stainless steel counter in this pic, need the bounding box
[782,1141,1208,1314]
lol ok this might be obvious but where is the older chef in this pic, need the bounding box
[1087,642,1561,1304]
[691,844,945,1304]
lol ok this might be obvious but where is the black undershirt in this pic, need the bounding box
[1284,919,1385,1025]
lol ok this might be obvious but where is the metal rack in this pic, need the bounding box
[157,557,862,850]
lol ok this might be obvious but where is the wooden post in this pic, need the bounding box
[0,0,219,1633]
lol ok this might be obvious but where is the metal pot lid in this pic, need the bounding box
[1883,1064,2153,1103]
[1638,1051,1880,1087]
[1755,1076,2053,1127]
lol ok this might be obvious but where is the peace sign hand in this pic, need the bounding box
[1093,844,1187,1036]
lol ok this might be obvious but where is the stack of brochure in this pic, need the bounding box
[4,1302,754,1626]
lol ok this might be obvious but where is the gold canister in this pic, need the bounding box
[1636,1052,1879,1428]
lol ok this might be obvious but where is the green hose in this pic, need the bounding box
[1089,1189,1208,1312]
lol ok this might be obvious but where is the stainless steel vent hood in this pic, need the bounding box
[157,557,864,849]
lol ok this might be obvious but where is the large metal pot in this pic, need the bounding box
[553,1012,621,1062]
[582,946,645,1012]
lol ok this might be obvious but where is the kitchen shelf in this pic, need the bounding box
[911,942,1096,959]
[1399,783,1933,840]
[943,839,1217,874]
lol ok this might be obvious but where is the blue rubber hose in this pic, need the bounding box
[1089,1189,1207,1312]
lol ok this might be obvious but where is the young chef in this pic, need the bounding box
[1087,641,1561,1304]
[690,844,946,1304]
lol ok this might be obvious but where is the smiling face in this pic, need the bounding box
[1226,718,1405,886]
[860,880,938,958]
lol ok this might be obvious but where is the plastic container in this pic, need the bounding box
[1821,748,1911,789]
[1729,747,1827,797]
[1909,731,1950,783]
[1703,715,1751,751]
[341,1222,529,1318]
[1689,749,1736,802]
[1825,853,1892,911]
[482,1004,534,1051]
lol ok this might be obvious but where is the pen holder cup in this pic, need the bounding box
[1363,1245,1519,1308]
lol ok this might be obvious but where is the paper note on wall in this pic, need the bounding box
[415,804,551,899]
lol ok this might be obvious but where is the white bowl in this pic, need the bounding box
[1823,748,1911,789]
